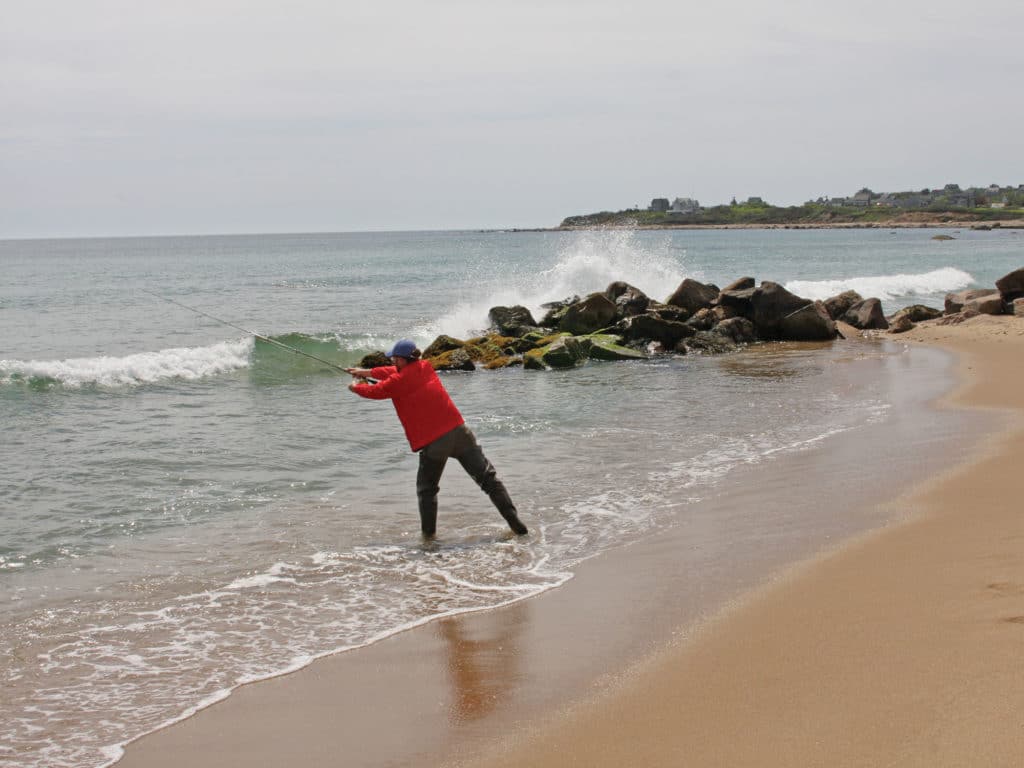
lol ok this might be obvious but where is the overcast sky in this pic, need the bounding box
[2,0,1021,238]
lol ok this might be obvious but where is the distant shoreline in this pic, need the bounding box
[497,219,1024,233]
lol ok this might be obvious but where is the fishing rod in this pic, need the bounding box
[141,289,357,376]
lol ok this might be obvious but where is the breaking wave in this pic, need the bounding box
[785,267,974,302]
[420,229,688,340]
[0,332,386,391]
[0,339,253,389]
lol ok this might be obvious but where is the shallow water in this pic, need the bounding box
[0,227,1018,767]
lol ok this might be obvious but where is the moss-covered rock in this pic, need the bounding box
[523,348,546,370]
[522,333,645,369]
[423,335,465,358]
[521,330,549,345]
[424,333,529,370]
[484,356,522,370]
[542,336,592,368]
[559,293,617,335]
[580,334,648,361]
[428,347,476,371]
[463,334,518,365]
[523,335,591,370]
[534,332,570,346]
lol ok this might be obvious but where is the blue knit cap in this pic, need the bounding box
[386,339,418,359]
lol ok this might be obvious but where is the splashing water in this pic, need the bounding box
[419,229,689,340]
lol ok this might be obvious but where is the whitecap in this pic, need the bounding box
[785,267,973,302]
[0,338,253,389]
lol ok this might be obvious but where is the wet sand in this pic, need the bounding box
[115,314,1024,768]
[457,314,1024,768]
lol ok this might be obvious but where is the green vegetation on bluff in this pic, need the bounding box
[562,185,1024,228]
[561,201,1024,228]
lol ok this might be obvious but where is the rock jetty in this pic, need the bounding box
[921,266,1024,328]
[357,268,1023,371]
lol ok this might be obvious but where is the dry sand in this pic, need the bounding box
[117,314,1024,768]
[460,313,1024,768]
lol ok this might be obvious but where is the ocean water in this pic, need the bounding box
[1,226,1021,767]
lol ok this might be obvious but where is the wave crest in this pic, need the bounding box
[0,339,253,389]
[785,267,974,302]
[420,229,688,340]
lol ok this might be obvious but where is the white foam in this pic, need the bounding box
[225,562,298,590]
[421,229,687,339]
[785,267,973,302]
[0,338,253,388]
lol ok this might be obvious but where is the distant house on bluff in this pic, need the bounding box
[670,197,700,214]
[649,198,670,212]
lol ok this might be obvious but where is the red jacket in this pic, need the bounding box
[351,360,464,451]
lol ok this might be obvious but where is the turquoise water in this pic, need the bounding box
[1,227,1020,767]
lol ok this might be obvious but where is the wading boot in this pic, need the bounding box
[488,486,528,535]
[419,497,438,538]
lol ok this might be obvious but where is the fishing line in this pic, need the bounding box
[141,289,354,375]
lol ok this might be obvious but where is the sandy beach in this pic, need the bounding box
[116,313,1024,768]
[459,314,1024,768]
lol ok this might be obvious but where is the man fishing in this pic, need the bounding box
[345,340,528,539]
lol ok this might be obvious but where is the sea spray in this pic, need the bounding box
[420,229,690,340]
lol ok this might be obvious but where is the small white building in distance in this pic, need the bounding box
[670,197,700,214]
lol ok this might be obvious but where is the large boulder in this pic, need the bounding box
[606,281,650,318]
[962,292,1005,316]
[488,305,539,336]
[429,347,476,371]
[539,296,580,327]
[716,285,758,317]
[996,267,1024,301]
[888,304,942,324]
[841,298,889,330]
[715,316,756,344]
[823,290,864,321]
[945,289,993,314]
[684,305,735,331]
[712,305,738,323]
[681,331,737,355]
[937,308,981,325]
[359,351,390,368]
[617,313,696,347]
[720,277,756,293]
[685,307,717,331]
[780,302,838,340]
[646,301,689,322]
[483,356,522,370]
[749,282,817,339]
[464,334,522,362]
[559,293,618,335]
[888,314,916,334]
[524,336,591,370]
[666,278,719,315]
[582,334,648,361]
[423,335,464,358]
